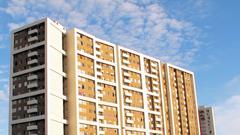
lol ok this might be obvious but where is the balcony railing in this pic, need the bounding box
[27,125,38,130]
[122,59,130,65]
[125,98,132,103]
[27,108,38,113]
[126,112,133,117]
[28,51,38,57]
[125,91,132,97]
[28,29,38,35]
[28,36,38,42]
[27,59,38,65]
[27,99,38,105]
[95,43,100,49]
[27,75,38,81]
[27,81,38,89]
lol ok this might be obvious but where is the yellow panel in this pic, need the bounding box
[96,41,114,62]
[121,50,140,70]
[79,100,96,121]
[122,69,142,89]
[144,58,159,75]
[78,54,94,76]
[99,105,118,125]
[98,83,117,103]
[124,89,143,108]
[78,77,95,98]
[100,127,118,135]
[126,130,145,135]
[79,124,96,135]
[125,109,144,128]
[77,33,93,55]
[97,62,115,82]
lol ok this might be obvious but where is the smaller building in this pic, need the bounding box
[198,106,216,135]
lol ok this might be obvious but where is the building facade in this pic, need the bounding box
[9,18,200,135]
[198,106,216,135]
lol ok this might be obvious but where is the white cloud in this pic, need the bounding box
[214,95,240,135]
[0,65,9,101]
[0,83,9,101]
[0,66,8,75]
[0,65,8,75]
[214,75,240,135]
[0,78,8,82]
[225,74,240,92]
[2,0,203,67]
[8,22,25,31]
[3,0,28,17]
[0,90,8,101]
[0,34,6,49]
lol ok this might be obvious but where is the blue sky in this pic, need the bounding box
[0,0,240,135]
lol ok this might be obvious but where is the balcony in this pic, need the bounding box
[27,75,38,81]
[126,119,134,124]
[151,62,158,67]
[98,115,104,120]
[156,124,162,128]
[96,65,102,70]
[28,51,38,57]
[123,72,130,77]
[29,133,38,135]
[125,91,132,97]
[96,71,103,76]
[96,85,103,91]
[126,131,134,135]
[27,99,38,105]
[99,130,104,135]
[126,112,133,117]
[122,59,130,65]
[155,105,160,109]
[122,53,129,58]
[154,99,160,103]
[153,86,159,91]
[152,80,158,85]
[151,68,158,74]
[98,108,104,112]
[27,59,38,65]
[27,108,38,114]
[96,51,101,56]
[28,36,38,42]
[124,78,131,83]
[27,125,38,130]
[155,117,161,122]
[95,43,100,49]
[125,98,132,103]
[28,29,38,35]
[98,93,103,98]
[27,81,38,89]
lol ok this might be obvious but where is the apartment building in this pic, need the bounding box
[9,18,67,135]
[198,106,216,135]
[9,18,200,135]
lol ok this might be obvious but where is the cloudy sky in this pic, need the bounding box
[0,0,240,135]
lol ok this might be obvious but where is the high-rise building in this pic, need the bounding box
[9,18,200,135]
[9,18,67,135]
[198,106,216,135]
